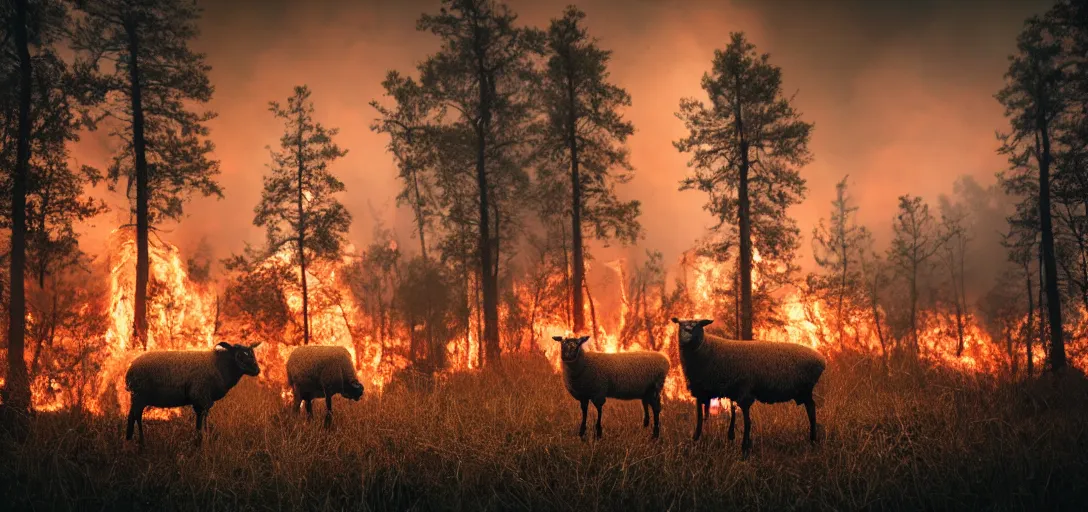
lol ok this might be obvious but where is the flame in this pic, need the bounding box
[7,224,1088,415]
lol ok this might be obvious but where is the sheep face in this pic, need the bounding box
[552,335,591,362]
[671,318,714,348]
[215,341,262,376]
[345,380,365,401]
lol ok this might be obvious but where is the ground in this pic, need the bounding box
[2,354,1088,511]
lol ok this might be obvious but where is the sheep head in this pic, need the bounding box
[671,318,713,348]
[215,341,262,377]
[345,380,365,401]
[552,335,590,362]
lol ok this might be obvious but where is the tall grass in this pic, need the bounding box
[3,354,1087,511]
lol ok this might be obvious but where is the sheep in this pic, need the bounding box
[286,345,364,428]
[671,318,826,457]
[553,335,671,439]
[124,341,261,446]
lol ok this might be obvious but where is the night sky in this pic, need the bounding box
[74,0,1054,272]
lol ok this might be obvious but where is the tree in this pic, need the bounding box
[371,71,439,262]
[811,175,871,345]
[675,32,812,340]
[1,0,35,415]
[71,0,221,350]
[254,85,351,346]
[996,9,1072,370]
[539,6,640,333]
[415,0,542,364]
[888,195,944,358]
[937,197,971,357]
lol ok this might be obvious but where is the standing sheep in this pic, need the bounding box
[124,341,262,446]
[553,335,670,439]
[671,318,826,457]
[286,345,364,428]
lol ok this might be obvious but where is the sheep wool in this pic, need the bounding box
[554,335,670,439]
[672,318,825,457]
[124,341,261,445]
[286,345,364,427]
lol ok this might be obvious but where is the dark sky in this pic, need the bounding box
[75,0,1055,271]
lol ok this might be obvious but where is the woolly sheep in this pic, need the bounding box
[671,318,826,457]
[286,345,364,428]
[124,341,261,445]
[553,335,671,439]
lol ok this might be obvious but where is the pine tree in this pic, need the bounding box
[71,0,221,350]
[539,6,640,333]
[675,32,812,340]
[254,85,351,346]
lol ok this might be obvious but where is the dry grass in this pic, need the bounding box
[3,353,1088,511]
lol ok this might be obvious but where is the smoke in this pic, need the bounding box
[69,0,1050,281]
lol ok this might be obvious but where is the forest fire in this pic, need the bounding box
[9,227,1086,416]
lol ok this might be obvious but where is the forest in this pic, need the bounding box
[2,0,1088,510]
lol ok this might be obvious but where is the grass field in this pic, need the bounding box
[3,354,1088,511]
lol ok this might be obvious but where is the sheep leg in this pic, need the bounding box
[304,399,314,421]
[693,398,704,441]
[324,395,333,429]
[125,396,144,442]
[740,400,753,458]
[727,400,736,441]
[592,399,604,439]
[192,406,207,446]
[650,395,662,439]
[291,390,302,417]
[804,397,818,443]
[642,400,650,428]
[578,400,589,439]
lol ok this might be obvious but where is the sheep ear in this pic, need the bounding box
[578,335,590,344]
[551,336,564,342]
[671,317,680,324]
[214,342,231,352]
[698,319,714,327]
[249,341,262,349]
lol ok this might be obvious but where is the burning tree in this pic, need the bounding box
[888,195,945,360]
[71,0,222,350]
[811,175,872,347]
[412,0,543,366]
[254,85,351,346]
[675,32,812,341]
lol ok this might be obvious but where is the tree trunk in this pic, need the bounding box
[567,67,586,334]
[737,162,753,340]
[476,72,500,367]
[126,20,150,351]
[297,126,310,345]
[909,261,919,359]
[1025,258,1035,378]
[1036,120,1065,370]
[4,0,33,414]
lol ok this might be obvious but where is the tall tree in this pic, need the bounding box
[811,175,871,345]
[1,0,35,415]
[254,85,351,346]
[539,6,640,333]
[371,71,438,262]
[888,195,944,359]
[71,0,221,350]
[675,32,812,340]
[996,9,1074,370]
[416,0,542,364]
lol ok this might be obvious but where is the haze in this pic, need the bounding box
[72,0,1051,273]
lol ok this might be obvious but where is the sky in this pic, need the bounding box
[72,0,1055,275]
